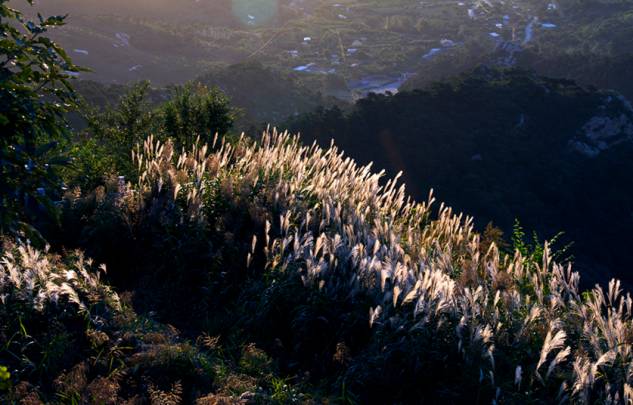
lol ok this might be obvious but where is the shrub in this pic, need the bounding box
[0,239,225,403]
[162,82,236,149]
[67,81,237,191]
[0,239,120,400]
[71,81,157,189]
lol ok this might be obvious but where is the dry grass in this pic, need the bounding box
[0,241,120,313]
[4,128,633,402]
[125,128,633,402]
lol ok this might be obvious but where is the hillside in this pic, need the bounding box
[289,67,633,287]
[196,62,342,127]
[3,1,633,403]
[3,131,633,403]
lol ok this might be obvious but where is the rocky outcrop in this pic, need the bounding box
[570,95,633,157]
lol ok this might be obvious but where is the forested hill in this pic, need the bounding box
[289,66,633,286]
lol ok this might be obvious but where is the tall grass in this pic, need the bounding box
[5,128,632,402]
[122,128,633,402]
[0,242,119,314]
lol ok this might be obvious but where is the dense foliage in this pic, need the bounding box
[0,0,81,236]
[162,82,235,149]
[65,80,237,191]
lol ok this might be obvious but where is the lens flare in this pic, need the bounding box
[231,0,278,26]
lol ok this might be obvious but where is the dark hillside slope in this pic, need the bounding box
[290,67,633,285]
[196,62,336,128]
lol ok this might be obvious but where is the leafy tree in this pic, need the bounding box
[76,81,155,187]
[162,82,235,148]
[0,0,82,236]
[69,81,236,189]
